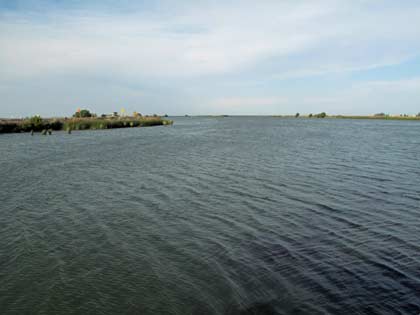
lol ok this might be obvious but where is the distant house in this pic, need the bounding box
[102,112,119,118]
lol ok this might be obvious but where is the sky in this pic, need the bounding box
[1,0,420,117]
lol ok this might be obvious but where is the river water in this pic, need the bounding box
[0,117,419,314]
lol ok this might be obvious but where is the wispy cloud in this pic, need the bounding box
[295,77,420,115]
[0,0,420,115]
[2,1,419,79]
[212,97,288,107]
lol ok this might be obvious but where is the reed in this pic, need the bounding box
[0,116,173,134]
[60,117,171,130]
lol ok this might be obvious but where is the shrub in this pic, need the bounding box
[0,122,19,133]
[20,115,46,132]
[50,120,63,130]
[73,109,93,118]
[315,112,327,118]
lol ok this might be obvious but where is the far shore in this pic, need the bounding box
[185,114,420,120]
[273,115,420,120]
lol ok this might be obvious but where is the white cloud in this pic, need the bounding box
[212,97,288,107]
[1,1,419,80]
[271,54,416,80]
[355,77,420,92]
[1,1,420,115]
[297,77,420,115]
[205,77,420,115]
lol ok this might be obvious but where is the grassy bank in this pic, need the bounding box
[330,115,420,121]
[0,116,173,134]
[272,114,420,120]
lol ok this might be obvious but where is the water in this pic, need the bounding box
[0,117,419,315]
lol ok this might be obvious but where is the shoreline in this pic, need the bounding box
[183,115,420,120]
[0,116,173,134]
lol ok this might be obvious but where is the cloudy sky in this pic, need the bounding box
[1,0,420,117]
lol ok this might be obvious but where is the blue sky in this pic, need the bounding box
[1,0,420,117]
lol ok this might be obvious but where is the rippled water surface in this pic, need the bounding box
[1,117,419,314]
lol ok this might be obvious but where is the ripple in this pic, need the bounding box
[1,118,420,314]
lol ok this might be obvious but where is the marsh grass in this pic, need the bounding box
[0,116,173,133]
[62,117,171,130]
[0,118,63,133]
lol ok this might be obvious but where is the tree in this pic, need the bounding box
[315,112,326,118]
[295,113,300,118]
[309,113,313,118]
[417,113,420,117]
[73,109,92,118]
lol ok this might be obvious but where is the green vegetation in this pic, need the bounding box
[332,115,420,120]
[73,109,93,118]
[374,113,387,117]
[0,116,64,133]
[0,116,173,134]
[63,116,170,131]
[273,112,420,120]
[314,112,327,118]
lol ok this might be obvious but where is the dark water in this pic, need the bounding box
[0,117,419,315]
